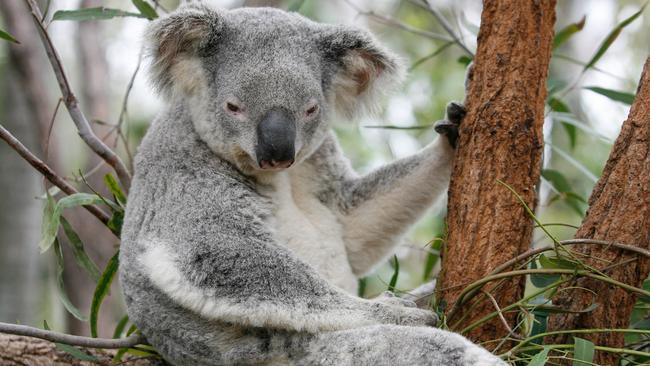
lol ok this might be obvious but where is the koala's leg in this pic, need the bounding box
[290,324,507,366]
[341,104,464,275]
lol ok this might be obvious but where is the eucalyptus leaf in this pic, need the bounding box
[583,6,645,71]
[573,337,595,366]
[387,255,399,292]
[56,343,100,363]
[530,260,561,288]
[527,346,550,366]
[457,55,473,66]
[132,0,158,20]
[113,314,130,338]
[104,173,127,206]
[53,239,88,321]
[547,97,577,149]
[60,217,101,282]
[541,169,572,193]
[39,193,59,253]
[0,29,19,44]
[90,251,119,337]
[53,7,147,21]
[553,16,586,49]
[584,86,635,105]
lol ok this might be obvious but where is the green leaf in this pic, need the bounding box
[357,277,367,297]
[553,16,586,49]
[0,29,19,44]
[132,0,158,20]
[530,260,561,288]
[112,348,129,363]
[541,169,572,193]
[583,6,645,71]
[527,346,551,366]
[53,239,88,321]
[423,239,442,281]
[60,217,101,282]
[52,7,147,21]
[547,97,577,149]
[539,254,579,270]
[107,211,124,235]
[457,55,473,66]
[45,319,98,361]
[104,174,127,207]
[573,337,595,366]
[40,193,111,253]
[39,193,59,253]
[584,86,635,105]
[387,255,399,292]
[288,0,306,12]
[56,343,100,362]
[113,314,130,338]
[90,251,119,338]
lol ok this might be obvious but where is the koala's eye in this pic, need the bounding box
[226,102,241,113]
[305,104,319,117]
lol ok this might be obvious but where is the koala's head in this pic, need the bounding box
[146,2,403,174]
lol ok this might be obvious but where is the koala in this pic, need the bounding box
[119,3,506,366]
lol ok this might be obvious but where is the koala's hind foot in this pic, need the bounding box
[293,324,507,366]
[434,102,466,148]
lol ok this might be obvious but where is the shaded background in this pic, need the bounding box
[0,0,648,339]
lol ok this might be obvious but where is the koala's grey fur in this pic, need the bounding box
[119,2,506,366]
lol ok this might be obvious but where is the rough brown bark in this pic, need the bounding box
[0,334,161,366]
[546,56,650,365]
[437,0,556,344]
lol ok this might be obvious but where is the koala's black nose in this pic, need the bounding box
[256,108,296,170]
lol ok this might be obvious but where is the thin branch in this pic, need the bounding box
[406,0,473,56]
[480,290,521,339]
[0,322,145,349]
[24,0,132,193]
[343,0,452,42]
[0,124,111,225]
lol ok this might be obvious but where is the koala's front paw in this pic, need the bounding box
[371,301,438,327]
[374,291,417,308]
[434,102,466,148]
[396,306,439,327]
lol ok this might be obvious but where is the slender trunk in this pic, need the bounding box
[437,0,556,344]
[546,55,650,365]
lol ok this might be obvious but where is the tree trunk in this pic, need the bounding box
[437,0,555,344]
[0,334,161,366]
[546,55,650,365]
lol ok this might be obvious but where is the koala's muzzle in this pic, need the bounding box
[256,108,296,170]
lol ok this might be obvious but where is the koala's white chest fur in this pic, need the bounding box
[263,171,357,293]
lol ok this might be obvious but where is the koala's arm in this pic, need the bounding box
[136,173,436,333]
[339,136,454,275]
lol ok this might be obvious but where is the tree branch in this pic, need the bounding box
[0,322,145,349]
[23,0,132,193]
[406,0,474,56]
[0,124,111,225]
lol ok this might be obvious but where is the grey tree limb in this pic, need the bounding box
[0,322,146,349]
[23,0,132,193]
[0,124,111,225]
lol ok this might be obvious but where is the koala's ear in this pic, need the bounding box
[319,26,405,120]
[145,4,223,98]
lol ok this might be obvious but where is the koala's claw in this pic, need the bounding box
[446,102,466,125]
[434,101,466,148]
